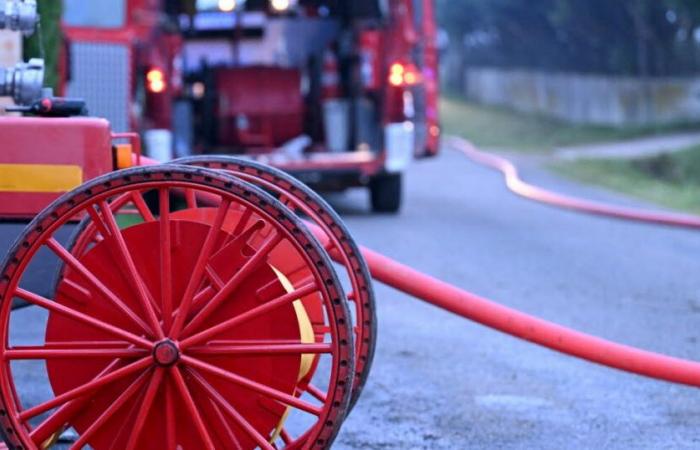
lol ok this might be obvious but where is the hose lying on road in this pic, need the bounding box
[450,136,700,230]
[139,153,700,389]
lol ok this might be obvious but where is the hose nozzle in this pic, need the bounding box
[0,58,44,106]
[0,0,38,36]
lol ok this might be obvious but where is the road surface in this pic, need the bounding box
[330,145,700,449]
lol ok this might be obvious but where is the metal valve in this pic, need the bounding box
[0,0,38,36]
[0,58,44,106]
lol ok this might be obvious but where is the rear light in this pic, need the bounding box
[389,63,404,87]
[146,68,166,94]
[388,62,421,87]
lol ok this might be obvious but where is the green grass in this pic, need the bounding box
[441,96,700,153]
[551,146,700,214]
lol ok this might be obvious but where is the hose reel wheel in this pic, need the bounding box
[0,165,355,449]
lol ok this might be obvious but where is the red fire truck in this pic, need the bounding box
[60,0,188,160]
[60,0,441,213]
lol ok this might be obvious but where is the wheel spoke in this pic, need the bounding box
[208,397,244,450]
[180,232,284,338]
[69,369,151,449]
[185,188,198,209]
[129,191,156,222]
[182,356,322,416]
[94,201,164,339]
[305,384,328,404]
[19,357,151,421]
[180,281,317,349]
[164,378,177,450]
[159,188,174,333]
[188,368,275,450]
[280,428,293,445]
[125,368,164,450]
[170,198,231,338]
[47,238,154,336]
[29,357,130,445]
[14,289,151,349]
[188,342,332,357]
[231,207,254,238]
[6,347,146,360]
[171,367,217,450]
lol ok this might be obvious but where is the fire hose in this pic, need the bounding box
[1,145,699,449]
[134,153,700,388]
[450,136,700,230]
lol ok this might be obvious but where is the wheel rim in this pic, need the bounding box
[171,156,377,411]
[0,166,354,449]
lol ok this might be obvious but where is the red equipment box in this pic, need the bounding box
[0,117,113,218]
[216,67,304,148]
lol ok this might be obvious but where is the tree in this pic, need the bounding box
[24,0,62,90]
[438,0,700,76]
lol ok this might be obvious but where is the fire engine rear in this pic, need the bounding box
[181,0,441,213]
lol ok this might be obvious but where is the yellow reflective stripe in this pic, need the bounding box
[0,164,83,193]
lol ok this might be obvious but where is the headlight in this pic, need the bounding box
[270,0,297,13]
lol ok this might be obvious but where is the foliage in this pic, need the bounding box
[438,0,700,76]
[23,0,62,90]
[440,95,700,153]
[552,145,700,214]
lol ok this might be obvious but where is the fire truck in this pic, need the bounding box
[60,0,441,213]
[60,0,187,160]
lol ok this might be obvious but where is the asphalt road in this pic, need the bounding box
[2,145,700,449]
[329,145,700,449]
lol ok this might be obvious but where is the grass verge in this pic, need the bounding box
[441,96,700,153]
[551,146,700,214]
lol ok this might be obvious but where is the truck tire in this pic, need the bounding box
[370,173,402,213]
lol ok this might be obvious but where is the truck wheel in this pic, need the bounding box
[370,173,402,213]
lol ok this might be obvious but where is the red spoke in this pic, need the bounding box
[159,188,174,333]
[188,369,275,450]
[182,356,322,416]
[6,347,145,360]
[231,207,254,238]
[165,378,177,450]
[96,201,164,339]
[69,369,150,449]
[171,367,216,450]
[208,397,243,450]
[125,368,164,450]
[181,282,317,349]
[306,384,328,403]
[19,357,151,421]
[130,191,156,222]
[185,188,198,209]
[14,289,151,349]
[29,357,129,444]
[170,198,231,339]
[280,428,293,445]
[47,238,153,336]
[188,342,332,356]
[181,233,284,338]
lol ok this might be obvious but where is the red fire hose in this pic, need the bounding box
[138,153,700,388]
[450,136,700,230]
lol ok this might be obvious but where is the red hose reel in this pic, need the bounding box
[0,160,374,449]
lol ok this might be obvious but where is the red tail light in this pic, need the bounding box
[146,68,166,94]
[388,62,420,87]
